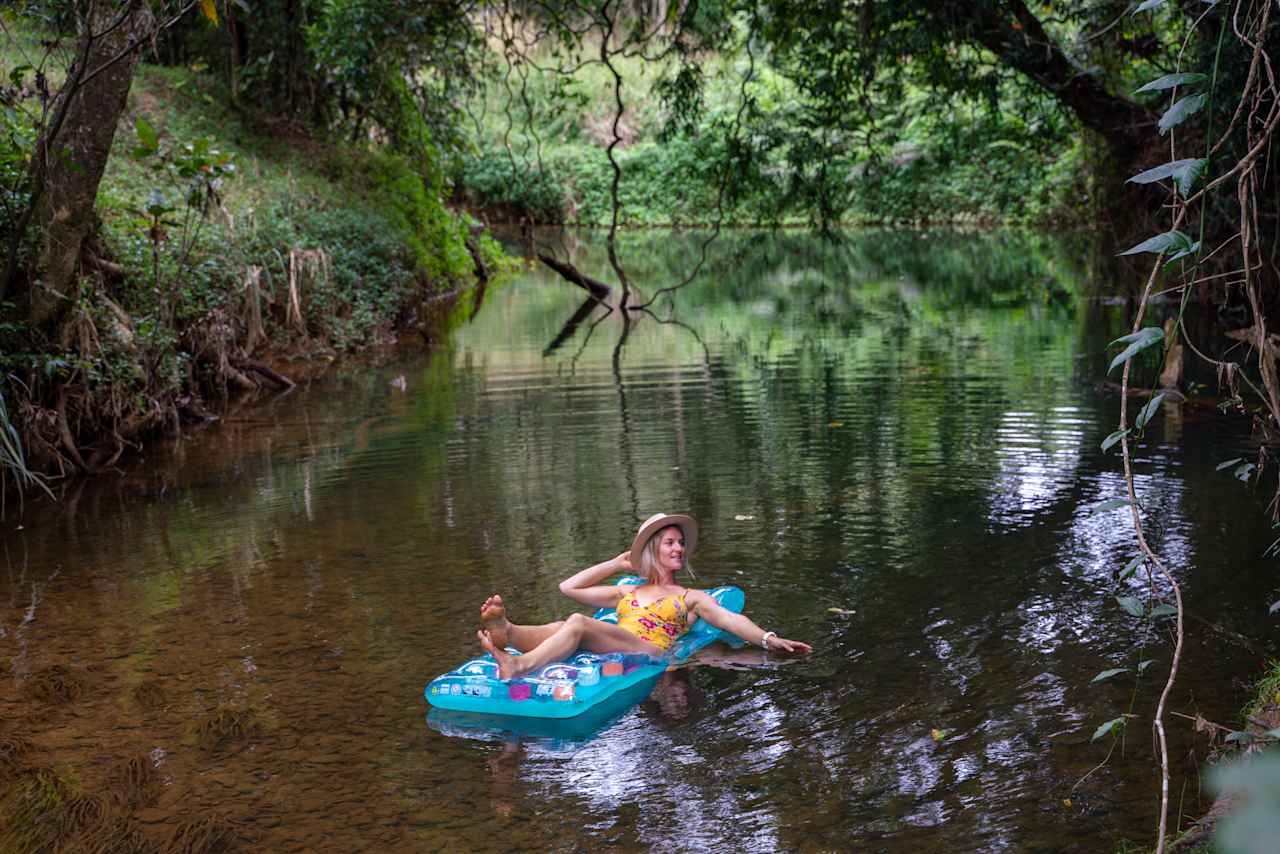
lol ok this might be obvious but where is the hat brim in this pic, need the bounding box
[629,513,698,573]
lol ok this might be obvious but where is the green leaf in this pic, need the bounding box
[1159,93,1208,135]
[1119,555,1146,580]
[1225,730,1256,744]
[1136,393,1168,429]
[1265,728,1280,739]
[1128,159,1206,196]
[1091,498,1132,516]
[1108,326,1165,373]
[1129,158,1199,185]
[1138,659,1156,673]
[1092,716,1127,741]
[1116,595,1145,617]
[1132,0,1166,11]
[1135,73,1208,94]
[1216,457,1245,471]
[1150,603,1178,619]
[1176,159,1206,196]
[135,117,158,152]
[1164,241,1202,266]
[1092,668,1128,683]
[1118,231,1192,257]
[1235,462,1256,482]
[1101,429,1131,453]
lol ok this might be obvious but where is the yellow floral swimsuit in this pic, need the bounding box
[616,589,690,652]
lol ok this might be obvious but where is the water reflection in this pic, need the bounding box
[0,229,1275,851]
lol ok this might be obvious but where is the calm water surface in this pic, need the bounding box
[2,230,1277,852]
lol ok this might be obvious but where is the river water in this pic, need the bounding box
[2,229,1277,852]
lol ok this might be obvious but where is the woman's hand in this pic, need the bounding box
[764,636,812,654]
[613,550,633,574]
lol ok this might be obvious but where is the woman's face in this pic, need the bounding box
[654,526,686,574]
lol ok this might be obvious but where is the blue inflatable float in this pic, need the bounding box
[425,579,746,719]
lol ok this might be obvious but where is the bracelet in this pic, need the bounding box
[761,631,777,650]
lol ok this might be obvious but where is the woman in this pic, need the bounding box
[477,513,812,680]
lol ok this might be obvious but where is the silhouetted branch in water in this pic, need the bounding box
[635,308,711,365]
[544,296,608,357]
[537,253,611,299]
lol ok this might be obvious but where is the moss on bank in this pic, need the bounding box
[0,44,509,487]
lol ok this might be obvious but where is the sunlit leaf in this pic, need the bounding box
[1091,668,1128,683]
[1118,231,1192,257]
[1119,555,1145,580]
[1133,0,1167,12]
[135,117,158,152]
[1270,599,1280,614]
[1136,393,1168,429]
[1116,595,1145,617]
[1159,93,1208,135]
[1092,716,1127,741]
[1150,603,1178,619]
[1138,659,1156,672]
[1134,73,1208,94]
[1225,730,1256,744]
[200,0,219,25]
[1101,429,1130,453]
[1217,457,1245,471]
[1235,462,1256,482]
[1091,498,1132,516]
[1266,728,1280,739]
[1129,158,1198,185]
[1107,326,1165,373]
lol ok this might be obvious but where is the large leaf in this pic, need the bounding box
[1116,595,1145,617]
[1225,730,1256,744]
[1134,72,1208,94]
[1118,231,1192,257]
[1119,555,1145,580]
[1128,158,1206,196]
[1270,599,1280,614]
[1150,603,1178,619]
[1135,393,1168,429]
[1164,240,1202,266]
[1107,326,1165,373]
[135,117,158,152]
[1133,0,1167,11]
[1138,659,1156,673]
[1090,498,1132,516]
[1092,716,1127,741]
[1216,457,1245,471]
[200,0,219,25]
[1091,668,1128,683]
[1101,428,1130,453]
[1159,93,1208,135]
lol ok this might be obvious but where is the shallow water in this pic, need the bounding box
[2,229,1277,851]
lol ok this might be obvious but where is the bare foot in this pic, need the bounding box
[480,594,511,649]
[477,629,521,680]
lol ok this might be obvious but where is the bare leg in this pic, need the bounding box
[478,613,659,680]
[480,594,565,652]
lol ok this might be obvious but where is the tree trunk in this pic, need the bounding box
[29,0,153,327]
[966,1,1155,155]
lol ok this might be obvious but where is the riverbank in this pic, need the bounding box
[0,41,512,504]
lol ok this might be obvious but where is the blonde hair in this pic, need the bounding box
[639,525,695,584]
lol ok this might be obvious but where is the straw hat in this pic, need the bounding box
[629,512,699,570]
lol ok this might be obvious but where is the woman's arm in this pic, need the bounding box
[558,551,632,608]
[687,590,812,654]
